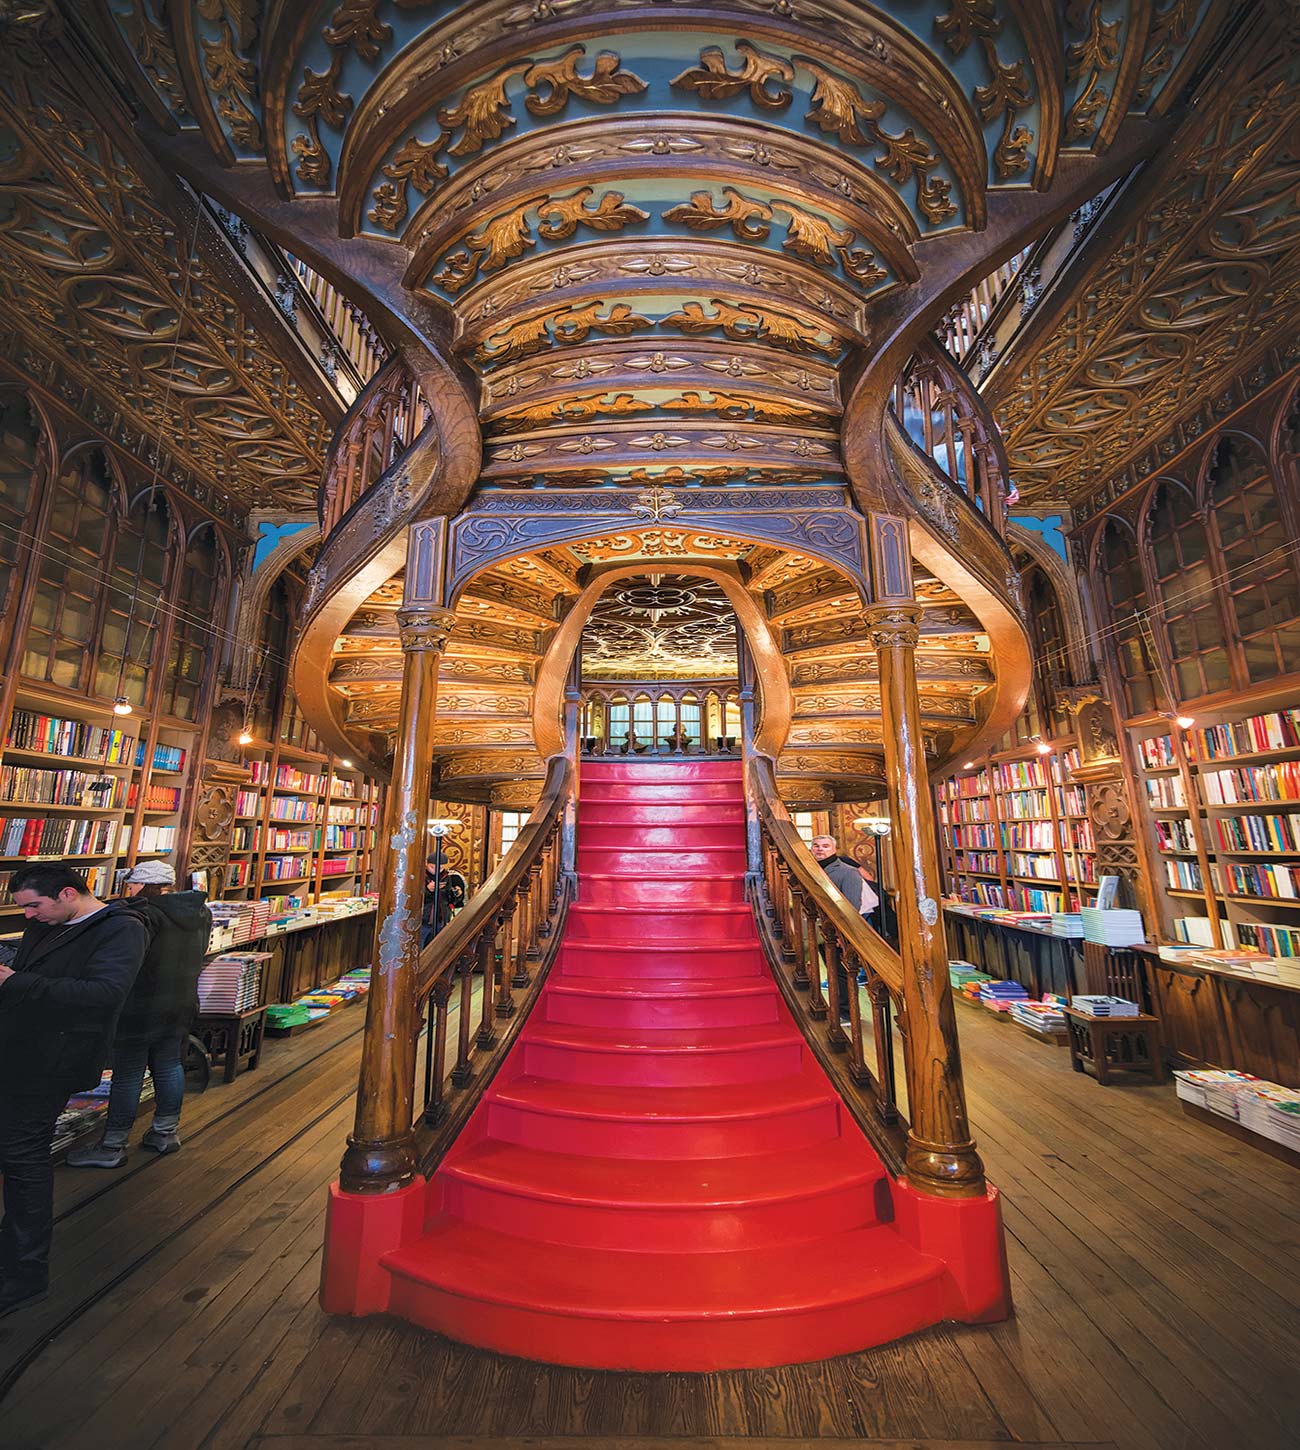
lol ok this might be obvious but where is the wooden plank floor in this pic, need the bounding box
[1,999,1296,1450]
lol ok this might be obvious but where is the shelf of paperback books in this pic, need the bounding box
[220,691,381,907]
[1130,696,1300,960]
[0,686,198,916]
[936,738,1097,916]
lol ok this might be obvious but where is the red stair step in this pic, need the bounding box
[556,939,768,978]
[564,903,754,941]
[578,873,744,906]
[382,1220,945,1371]
[576,846,749,875]
[581,780,743,803]
[577,822,745,850]
[481,1070,844,1158]
[578,803,745,828]
[582,761,741,782]
[519,1021,804,1086]
[542,976,780,1029]
[431,1139,889,1252]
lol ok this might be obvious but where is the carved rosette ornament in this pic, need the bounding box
[397,606,458,654]
[864,604,922,651]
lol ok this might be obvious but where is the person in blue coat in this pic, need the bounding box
[0,862,147,1318]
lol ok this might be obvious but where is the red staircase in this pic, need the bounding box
[378,760,964,1370]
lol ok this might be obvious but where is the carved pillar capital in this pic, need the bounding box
[397,606,457,653]
[865,604,922,650]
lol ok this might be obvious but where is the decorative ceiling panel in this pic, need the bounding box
[0,33,337,515]
[581,573,739,679]
[992,41,1300,507]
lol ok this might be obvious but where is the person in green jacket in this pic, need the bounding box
[67,861,211,1169]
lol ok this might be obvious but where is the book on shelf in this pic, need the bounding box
[1144,774,1187,808]
[123,824,176,854]
[1080,906,1144,946]
[1173,914,1232,949]
[1,863,113,901]
[4,711,134,764]
[1237,921,1300,958]
[1139,734,1177,769]
[134,741,187,772]
[0,816,119,857]
[126,781,182,812]
[1155,817,1198,853]
[0,765,124,809]
[1211,811,1300,853]
[1191,709,1300,761]
[1201,761,1300,805]
[1222,861,1300,900]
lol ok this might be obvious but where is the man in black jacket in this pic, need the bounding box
[0,863,148,1317]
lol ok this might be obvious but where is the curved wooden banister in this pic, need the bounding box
[410,754,575,1162]
[320,354,431,536]
[747,754,910,1174]
[890,337,1011,538]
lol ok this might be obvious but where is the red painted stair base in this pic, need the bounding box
[320,759,1009,1369]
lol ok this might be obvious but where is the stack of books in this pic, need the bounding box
[1008,996,1067,1036]
[1070,994,1141,1017]
[1174,1069,1262,1118]
[1080,907,1145,947]
[197,951,269,1013]
[1050,912,1084,937]
[1238,1083,1300,1152]
[978,979,1030,1013]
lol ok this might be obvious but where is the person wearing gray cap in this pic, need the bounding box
[66,860,212,1169]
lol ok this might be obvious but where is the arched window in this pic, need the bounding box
[162,524,224,720]
[1205,437,1300,683]
[252,577,293,737]
[1096,518,1160,717]
[93,489,170,707]
[23,451,116,689]
[1146,481,1229,702]
[1011,563,1071,743]
[0,394,42,622]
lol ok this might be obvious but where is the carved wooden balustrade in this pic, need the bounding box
[747,755,910,1176]
[415,754,574,1143]
[320,355,432,536]
[290,255,388,386]
[936,247,1032,363]
[341,754,576,1193]
[890,338,1011,536]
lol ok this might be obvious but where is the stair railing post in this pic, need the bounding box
[867,603,985,1198]
[339,604,456,1195]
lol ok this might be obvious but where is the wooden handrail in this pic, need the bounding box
[319,354,431,536]
[889,339,1010,537]
[411,754,575,1137]
[747,754,910,1172]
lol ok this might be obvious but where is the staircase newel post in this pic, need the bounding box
[339,604,456,1195]
[867,603,986,1199]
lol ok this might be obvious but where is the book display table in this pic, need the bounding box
[195,1005,267,1083]
[1064,1006,1166,1086]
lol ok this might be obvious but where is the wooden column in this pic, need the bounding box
[339,604,456,1195]
[868,603,986,1199]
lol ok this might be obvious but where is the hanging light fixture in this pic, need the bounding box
[113,696,133,717]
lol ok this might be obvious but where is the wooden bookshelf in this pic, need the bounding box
[0,684,197,916]
[936,738,1097,913]
[221,689,380,905]
[1131,695,1300,958]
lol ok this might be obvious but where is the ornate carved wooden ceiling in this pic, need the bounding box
[86,0,1232,505]
[580,574,740,679]
[0,19,342,515]
[327,528,990,801]
[2,1,1267,790]
[990,38,1300,508]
